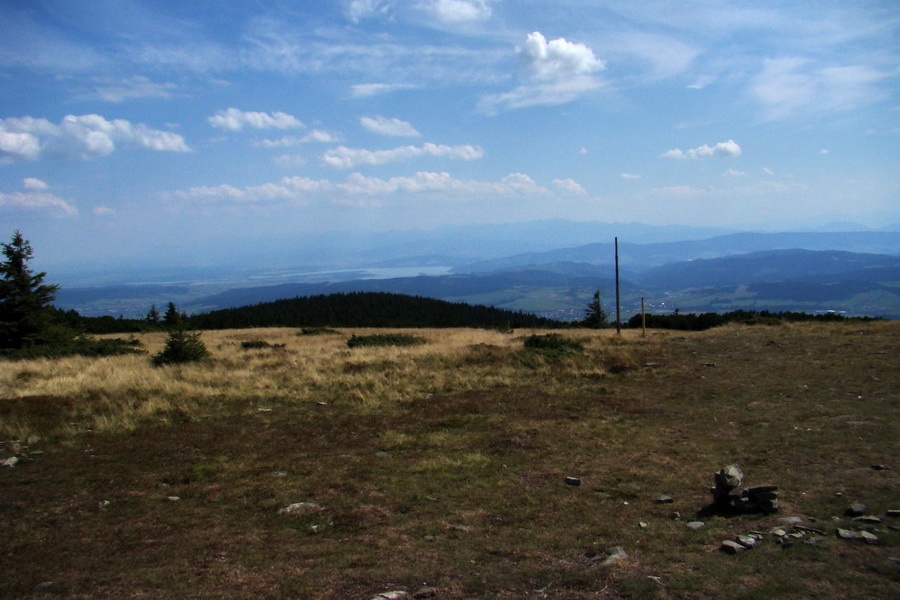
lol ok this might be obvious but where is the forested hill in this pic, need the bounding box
[187,292,558,330]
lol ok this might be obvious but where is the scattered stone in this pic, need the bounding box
[844,503,868,517]
[796,525,827,536]
[593,546,628,566]
[257,408,273,412]
[779,516,804,525]
[270,471,287,477]
[887,510,900,518]
[647,576,664,586]
[26,436,41,446]
[639,522,649,529]
[854,516,882,524]
[805,536,826,547]
[770,527,787,538]
[656,495,674,504]
[166,496,181,502]
[702,363,717,368]
[373,591,410,600]
[860,531,880,545]
[669,511,682,520]
[375,451,391,458]
[98,500,110,509]
[720,540,748,554]
[278,502,322,515]
[736,535,758,549]
[836,528,863,541]
[644,362,664,368]
[564,477,582,486]
[1,456,19,468]
[35,581,53,591]
[871,464,890,470]
[413,588,437,599]
[686,521,705,530]
[710,465,779,514]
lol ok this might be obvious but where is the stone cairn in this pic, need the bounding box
[711,464,779,514]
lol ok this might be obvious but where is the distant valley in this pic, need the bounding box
[52,222,900,320]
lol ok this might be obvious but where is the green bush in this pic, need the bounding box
[151,328,210,366]
[346,333,427,348]
[523,333,584,354]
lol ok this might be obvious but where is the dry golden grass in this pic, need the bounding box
[0,327,647,438]
[1,322,897,599]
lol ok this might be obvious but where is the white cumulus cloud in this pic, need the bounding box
[0,114,189,161]
[360,115,421,137]
[519,31,605,80]
[553,178,587,195]
[621,173,641,180]
[480,32,606,113]
[662,140,741,159]
[208,108,304,131]
[323,142,484,168]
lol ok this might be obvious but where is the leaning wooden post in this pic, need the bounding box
[615,237,621,335]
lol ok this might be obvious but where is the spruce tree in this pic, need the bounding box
[0,231,61,348]
[582,290,609,329]
[163,301,180,327]
[146,304,160,324]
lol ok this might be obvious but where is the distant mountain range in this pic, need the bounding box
[52,225,900,320]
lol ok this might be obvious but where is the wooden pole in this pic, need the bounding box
[641,297,646,336]
[615,237,621,335]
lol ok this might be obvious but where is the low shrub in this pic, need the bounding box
[239,340,287,350]
[346,333,427,348]
[151,328,210,366]
[298,327,340,336]
[523,333,584,354]
[0,337,144,360]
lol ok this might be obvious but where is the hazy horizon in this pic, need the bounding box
[2,1,899,275]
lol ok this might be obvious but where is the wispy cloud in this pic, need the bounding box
[350,83,417,97]
[323,142,483,168]
[255,130,338,148]
[360,116,421,137]
[90,76,177,103]
[170,170,560,205]
[662,140,741,159]
[0,179,77,216]
[208,108,304,131]
[0,114,189,161]
[423,0,493,24]
[620,173,641,180]
[751,58,888,121]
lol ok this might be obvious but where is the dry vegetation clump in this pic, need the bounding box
[1,322,898,599]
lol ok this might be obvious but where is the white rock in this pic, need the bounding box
[278,502,322,515]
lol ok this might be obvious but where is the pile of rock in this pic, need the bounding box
[711,464,779,514]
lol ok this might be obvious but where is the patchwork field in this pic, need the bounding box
[1,323,898,599]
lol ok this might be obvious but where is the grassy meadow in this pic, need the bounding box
[1,322,898,599]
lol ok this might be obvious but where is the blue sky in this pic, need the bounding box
[1,0,898,269]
